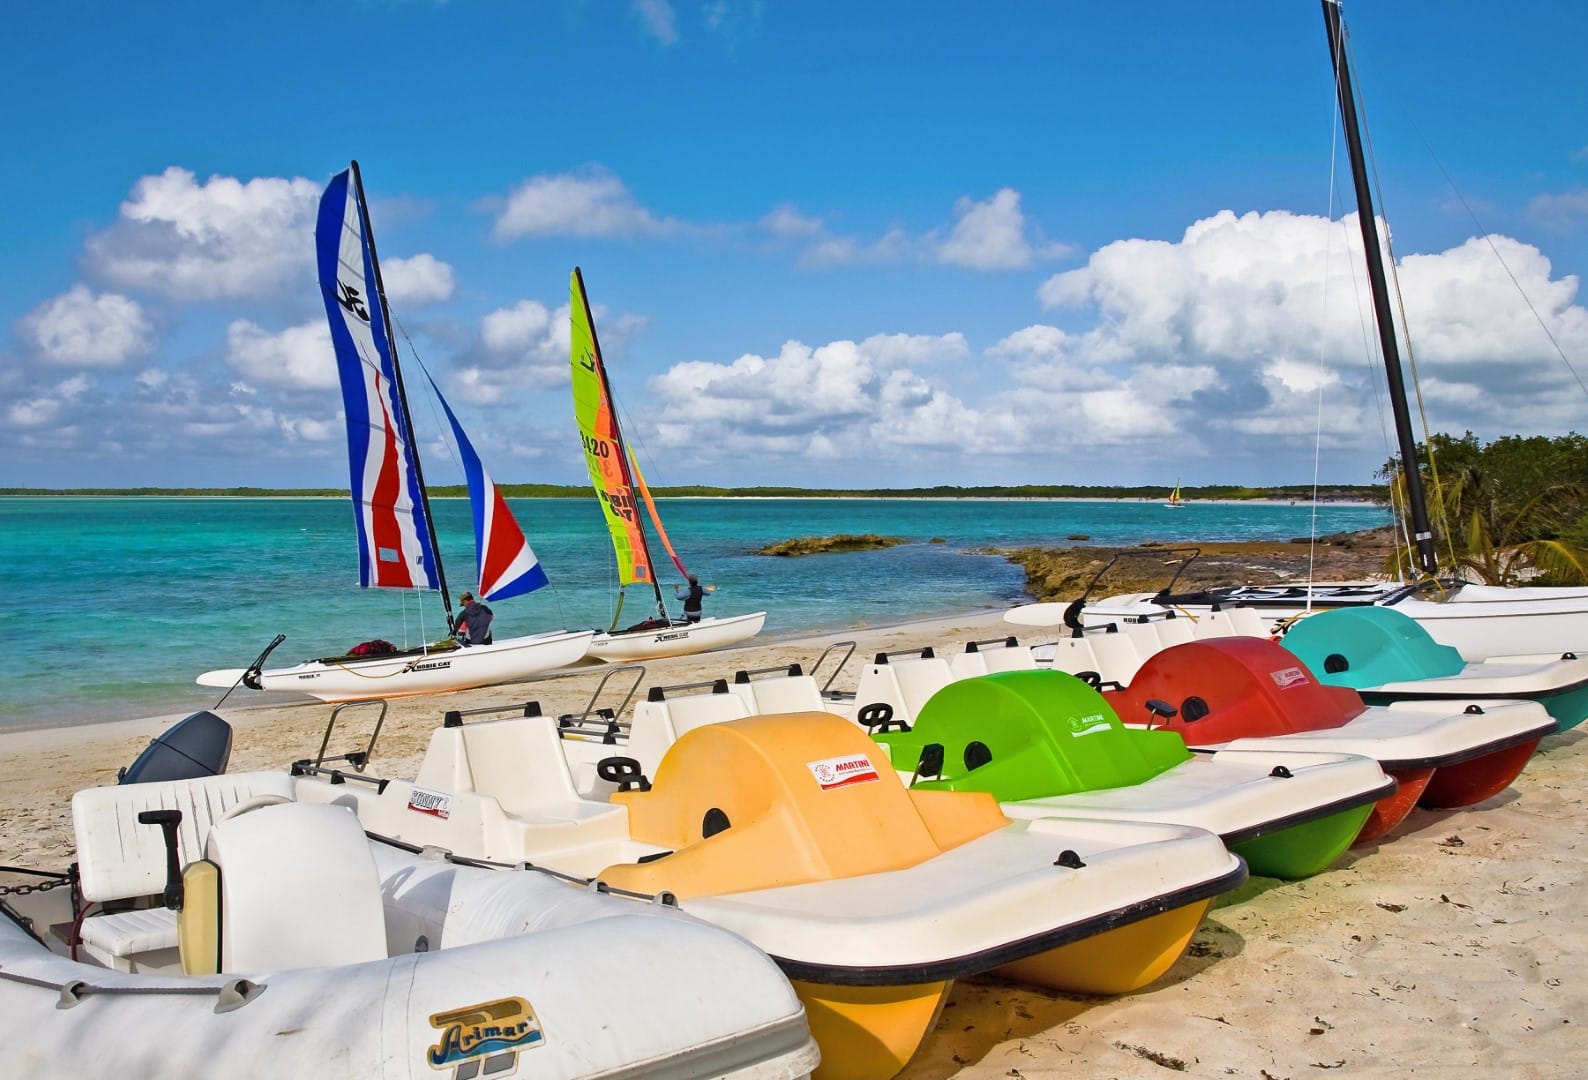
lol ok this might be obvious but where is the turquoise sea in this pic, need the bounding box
[0,496,1390,729]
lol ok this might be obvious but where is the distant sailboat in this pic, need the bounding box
[197,163,593,700]
[1165,482,1185,509]
[569,267,765,662]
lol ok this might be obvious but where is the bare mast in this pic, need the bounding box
[1320,2,1439,577]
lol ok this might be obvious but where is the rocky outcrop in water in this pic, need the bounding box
[755,533,908,557]
[1004,527,1397,602]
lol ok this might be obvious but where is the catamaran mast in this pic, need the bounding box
[1320,1,1439,578]
[349,159,457,631]
[573,266,669,621]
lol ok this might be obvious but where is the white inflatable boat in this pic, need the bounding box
[0,773,817,1079]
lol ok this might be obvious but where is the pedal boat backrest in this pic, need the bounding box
[851,652,955,732]
[1224,606,1271,637]
[180,801,386,974]
[729,667,827,715]
[1043,635,1102,679]
[947,638,1038,680]
[1143,614,1197,650]
[1107,637,1366,746]
[877,670,1192,803]
[622,681,757,775]
[1191,608,1242,640]
[397,714,627,856]
[415,714,585,816]
[596,712,1008,900]
[1088,628,1147,686]
[1281,606,1466,689]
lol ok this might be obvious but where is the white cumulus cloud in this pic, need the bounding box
[18,285,155,368]
[457,299,579,404]
[937,188,1061,270]
[1033,207,1588,450]
[225,319,337,390]
[383,254,455,305]
[85,167,322,301]
[646,332,1017,467]
[793,188,1068,271]
[492,170,678,241]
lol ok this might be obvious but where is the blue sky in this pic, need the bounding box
[3,1,1586,490]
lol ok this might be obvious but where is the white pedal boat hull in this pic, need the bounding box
[990,748,1393,846]
[1207,698,1555,770]
[1360,655,1588,699]
[678,815,1243,980]
[196,628,596,702]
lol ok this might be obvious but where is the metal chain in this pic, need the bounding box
[0,877,68,897]
[0,866,73,897]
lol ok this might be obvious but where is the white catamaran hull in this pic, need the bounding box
[196,628,595,702]
[589,611,767,663]
[1083,585,1588,660]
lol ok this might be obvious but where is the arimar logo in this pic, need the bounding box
[427,996,543,1075]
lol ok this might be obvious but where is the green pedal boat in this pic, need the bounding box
[871,668,1393,880]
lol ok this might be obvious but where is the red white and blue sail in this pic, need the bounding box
[316,167,439,591]
[427,372,549,602]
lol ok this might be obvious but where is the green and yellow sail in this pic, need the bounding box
[570,269,654,593]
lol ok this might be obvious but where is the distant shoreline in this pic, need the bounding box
[1,492,1386,507]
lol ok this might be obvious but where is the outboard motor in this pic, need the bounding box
[118,710,233,784]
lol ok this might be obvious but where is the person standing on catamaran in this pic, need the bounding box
[676,576,705,624]
[455,592,494,645]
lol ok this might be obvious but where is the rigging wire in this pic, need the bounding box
[1325,20,1412,582]
[1306,60,1349,608]
[1425,151,1588,403]
[389,315,579,633]
[1338,195,1413,576]
[1340,27,1454,574]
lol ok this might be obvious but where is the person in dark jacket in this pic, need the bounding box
[455,591,494,644]
[676,576,705,624]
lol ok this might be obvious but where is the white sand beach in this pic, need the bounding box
[2,608,1583,1078]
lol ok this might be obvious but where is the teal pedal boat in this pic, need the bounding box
[1281,606,1588,733]
[870,668,1393,880]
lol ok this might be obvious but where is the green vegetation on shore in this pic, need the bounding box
[1391,431,1588,585]
[1,482,1386,501]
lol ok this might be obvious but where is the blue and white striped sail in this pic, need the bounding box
[315,165,439,592]
[425,372,549,602]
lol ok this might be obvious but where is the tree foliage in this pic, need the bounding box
[1382,431,1588,585]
